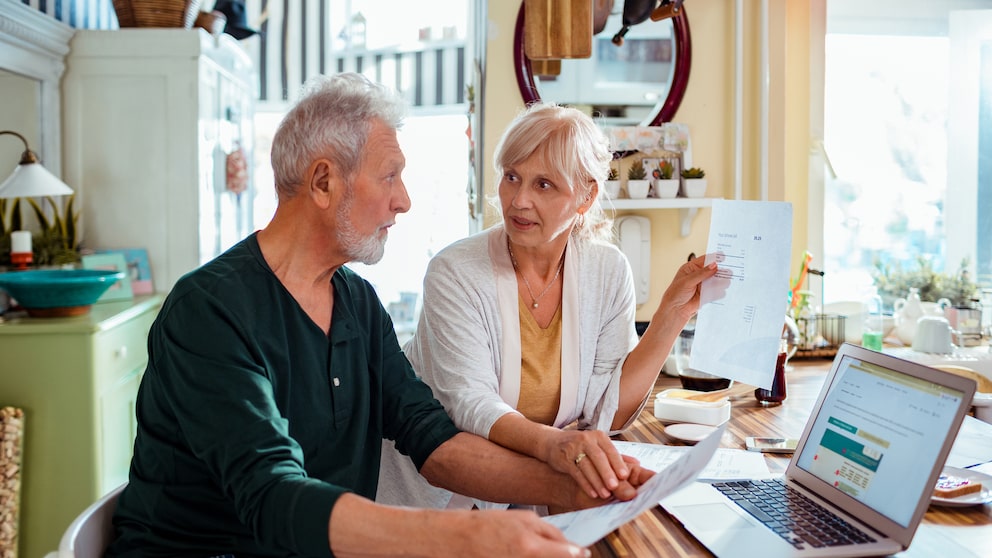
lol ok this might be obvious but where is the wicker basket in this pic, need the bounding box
[113,0,203,28]
[793,313,846,359]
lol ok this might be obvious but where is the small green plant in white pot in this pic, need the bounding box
[653,160,679,198]
[680,167,707,198]
[626,162,650,199]
[603,165,621,199]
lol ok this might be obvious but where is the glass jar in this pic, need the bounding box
[862,290,885,351]
[755,338,788,405]
[675,318,733,392]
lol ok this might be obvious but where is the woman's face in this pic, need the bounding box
[499,152,591,249]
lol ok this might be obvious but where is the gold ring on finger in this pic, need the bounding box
[574,452,587,466]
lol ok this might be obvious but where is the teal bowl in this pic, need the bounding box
[0,269,126,317]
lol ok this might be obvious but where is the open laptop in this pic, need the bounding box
[661,343,977,557]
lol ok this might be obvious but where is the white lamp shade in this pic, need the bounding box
[0,162,74,198]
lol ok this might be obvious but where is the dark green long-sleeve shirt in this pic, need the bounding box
[107,233,460,558]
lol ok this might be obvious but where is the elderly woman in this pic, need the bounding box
[378,102,723,510]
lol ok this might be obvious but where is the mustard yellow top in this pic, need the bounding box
[515,296,563,425]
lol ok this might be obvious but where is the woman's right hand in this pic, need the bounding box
[543,429,631,499]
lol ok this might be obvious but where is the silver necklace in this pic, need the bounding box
[507,239,566,309]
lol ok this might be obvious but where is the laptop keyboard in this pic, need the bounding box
[712,479,878,550]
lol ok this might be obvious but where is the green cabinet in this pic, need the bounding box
[0,295,162,558]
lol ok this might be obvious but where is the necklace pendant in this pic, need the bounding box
[532,302,539,308]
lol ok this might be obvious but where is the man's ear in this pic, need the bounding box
[305,158,341,209]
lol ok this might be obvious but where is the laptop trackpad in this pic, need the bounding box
[675,503,759,532]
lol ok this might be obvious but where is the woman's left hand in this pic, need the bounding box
[658,252,729,323]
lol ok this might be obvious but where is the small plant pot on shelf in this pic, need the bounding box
[653,178,679,199]
[681,178,707,198]
[627,179,650,199]
[603,180,621,199]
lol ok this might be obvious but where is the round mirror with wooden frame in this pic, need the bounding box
[512,4,691,129]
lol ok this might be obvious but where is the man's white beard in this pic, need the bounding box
[336,191,387,265]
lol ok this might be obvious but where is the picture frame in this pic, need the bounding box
[641,158,662,180]
[82,253,134,302]
[98,248,154,295]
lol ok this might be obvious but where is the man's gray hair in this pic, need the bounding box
[271,73,407,198]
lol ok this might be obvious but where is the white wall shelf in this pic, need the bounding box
[604,197,720,237]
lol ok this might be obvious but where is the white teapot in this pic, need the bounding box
[893,288,951,345]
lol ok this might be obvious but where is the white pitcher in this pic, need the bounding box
[893,288,951,345]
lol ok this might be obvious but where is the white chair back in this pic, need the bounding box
[55,483,126,558]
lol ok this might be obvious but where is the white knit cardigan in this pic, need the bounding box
[376,226,641,509]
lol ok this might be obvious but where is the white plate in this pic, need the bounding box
[930,466,992,507]
[664,423,717,444]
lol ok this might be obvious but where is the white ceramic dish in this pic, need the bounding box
[654,389,731,426]
[664,423,718,444]
[930,466,992,507]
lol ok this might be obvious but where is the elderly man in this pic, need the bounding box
[106,73,650,558]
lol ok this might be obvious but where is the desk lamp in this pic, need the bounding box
[0,130,74,269]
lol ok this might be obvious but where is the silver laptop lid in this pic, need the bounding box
[785,343,976,548]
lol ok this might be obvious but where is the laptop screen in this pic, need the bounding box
[794,353,967,527]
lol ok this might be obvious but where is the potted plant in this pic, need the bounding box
[603,165,621,199]
[871,256,979,310]
[0,195,80,269]
[680,166,707,198]
[626,161,650,199]
[653,160,679,199]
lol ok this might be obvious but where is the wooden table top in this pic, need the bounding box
[593,359,992,557]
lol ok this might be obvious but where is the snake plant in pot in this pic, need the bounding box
[0,195,81,268]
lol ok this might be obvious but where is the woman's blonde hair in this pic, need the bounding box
[492,102,614,241]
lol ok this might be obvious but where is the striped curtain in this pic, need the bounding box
[243,0,467,106]
[16,0,118,29]
[17,0,469,108]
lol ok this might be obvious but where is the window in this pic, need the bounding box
[247,1,479,341]
[822,0,992,308]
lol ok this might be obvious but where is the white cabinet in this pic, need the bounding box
[63,29,256,293]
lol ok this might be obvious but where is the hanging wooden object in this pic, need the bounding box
[531,59,562,77]
[524,0,593,60]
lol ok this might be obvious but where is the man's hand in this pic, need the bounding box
[331,494,591,558]
[442,509,590,558]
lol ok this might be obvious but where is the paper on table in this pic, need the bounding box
[543,422,727,547]
[612,441,774,481]
[690,199,793,390]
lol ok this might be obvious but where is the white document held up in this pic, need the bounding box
[543,422,727,547]
[690,200,793,390]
